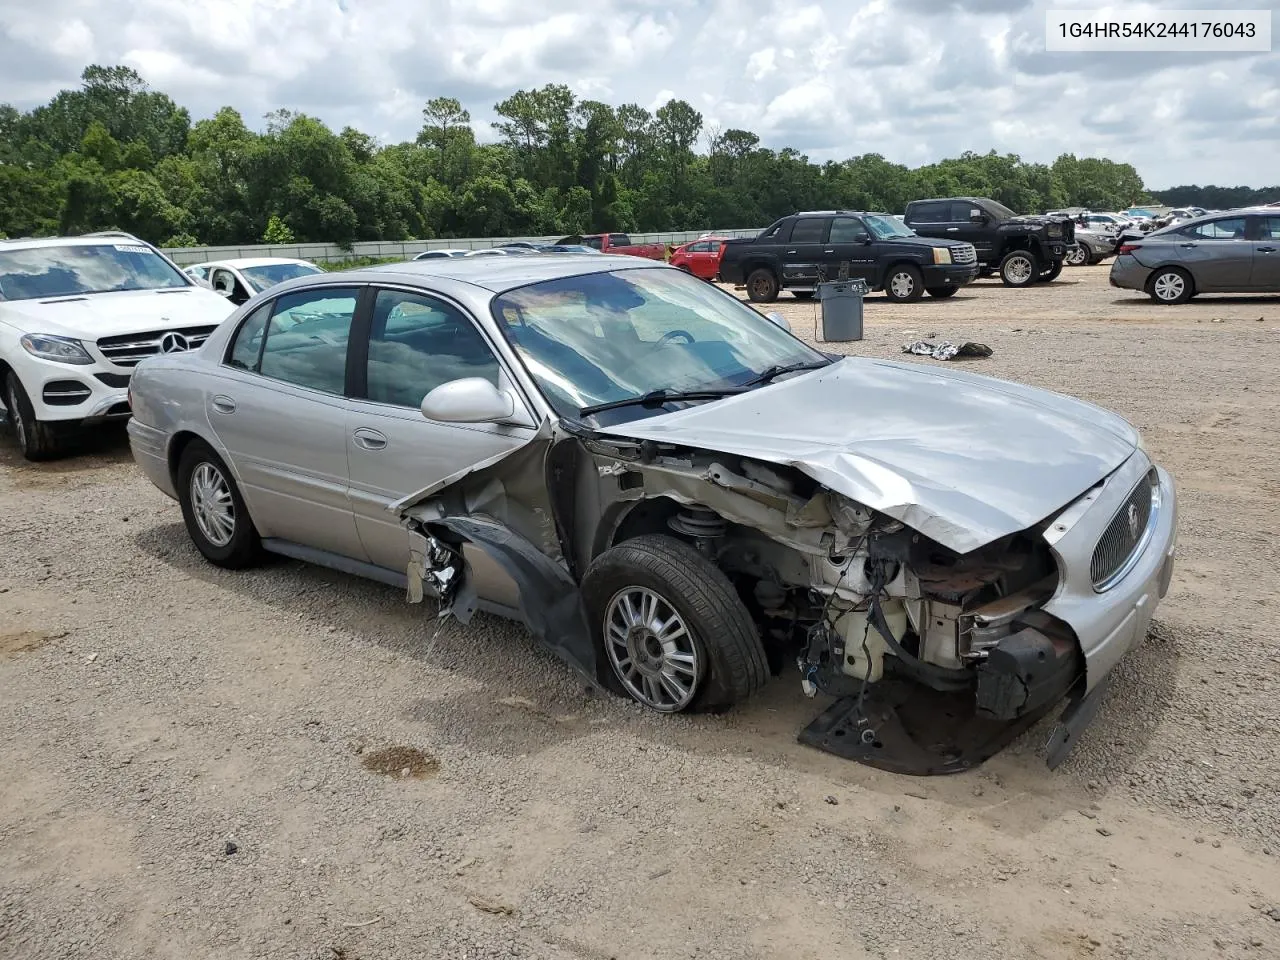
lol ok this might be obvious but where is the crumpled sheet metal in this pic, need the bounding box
[903,340,994,361]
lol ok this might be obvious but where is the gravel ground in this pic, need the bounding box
[2,266,1279,960]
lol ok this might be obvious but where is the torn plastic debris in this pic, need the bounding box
[903,340,993,361]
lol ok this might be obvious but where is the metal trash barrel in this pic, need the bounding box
[816,279,868,342]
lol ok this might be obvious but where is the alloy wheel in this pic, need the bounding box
[1005,255,1033,284]
[604,586,700,711]
[1153,272,1185,302]
[890,271,915,299]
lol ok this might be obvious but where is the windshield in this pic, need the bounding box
[865,215,914,239]
[0,243,189,301]
[490,268,827,424]
[240,262,323,292]
[986,200,1017,219]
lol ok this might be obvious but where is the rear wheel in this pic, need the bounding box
[746,268,779,303]
[1148,266,1194,304]
[581,534,769,713]
[884,264,924,303]
[4,371,64,461]
[176,439,262,568]
[999,250,1039,287]
[926,286,960,298]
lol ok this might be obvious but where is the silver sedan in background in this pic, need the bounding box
[1110,207,1280,303]
[125,256,1176,773]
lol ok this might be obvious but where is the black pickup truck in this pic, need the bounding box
[903,197,1075,287]
[718,211,979,303]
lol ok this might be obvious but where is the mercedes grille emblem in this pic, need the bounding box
[159,331,190,353]
[1127,502,1140,539]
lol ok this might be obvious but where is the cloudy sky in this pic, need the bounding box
[2,0,1277,188]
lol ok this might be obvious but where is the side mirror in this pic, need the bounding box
[420,377,516,424]
[969,210,986,224]
[214,285,234,298]
[766,311,792,333]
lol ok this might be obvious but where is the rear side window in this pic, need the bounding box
[226,303,272,370]
[1257,217,1280,240]
[789,218,829,243]
[687,241,710,253]
[582,236,603,250]
[257,287,361,394]
[608,234,631,247]
[907,202,947,224]
[1183,218,1246,240]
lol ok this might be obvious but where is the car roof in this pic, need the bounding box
[189,257,315,269]
[0,235,155,252]
[340,253,664,294]
[792,210,878,217]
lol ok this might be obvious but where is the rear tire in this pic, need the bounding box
[4,371,65,461]
[999,250,1039,287]
[1147,266,1194,305]
[176,439,262,568]
[581,534,769,713]
[884,264,924,303]
[745,268,779,303]
[925,286,960,298]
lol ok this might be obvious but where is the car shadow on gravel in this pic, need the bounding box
[1112,295,1280,308]
[0,423,132,479]
[130,518,1183,804]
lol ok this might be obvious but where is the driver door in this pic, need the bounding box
[344,287,540,582]
[211,266,253,306]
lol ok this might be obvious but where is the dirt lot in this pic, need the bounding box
[2,266,1279,960]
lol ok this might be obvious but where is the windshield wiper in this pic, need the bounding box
[579,387,744,417]
[740,359,832,387]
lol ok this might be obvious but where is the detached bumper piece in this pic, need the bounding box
[798,627,1086,776]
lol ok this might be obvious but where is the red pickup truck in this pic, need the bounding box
[559,232,667,260]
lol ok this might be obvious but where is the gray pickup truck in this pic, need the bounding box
[718,210,979,304]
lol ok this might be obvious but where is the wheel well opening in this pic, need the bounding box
[609,496,685,549]
[1003,240,1032,254]
[167,431,201,486]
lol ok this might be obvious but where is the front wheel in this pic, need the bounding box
[4,372,65,461]
[1064,246,1088,267]
[745,268,779,303]
[884,264,924,303]
[1148,266,1194,304]
[176,439,262,568]
[925,286,960,299]
[999,250,1039,287]
[581,534,769,713]
[1038,260,1064,283]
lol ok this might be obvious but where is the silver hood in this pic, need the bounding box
[598,357,1139,554]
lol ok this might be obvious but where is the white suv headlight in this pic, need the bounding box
[19,333,95,365]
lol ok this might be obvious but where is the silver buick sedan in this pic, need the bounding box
[127,255,1177,774]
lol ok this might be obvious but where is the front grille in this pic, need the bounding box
[42,380,92,406]
[96,325,218,368]
[952,244,977,265]
[95,372,132,388]
[1091,469,1158,590]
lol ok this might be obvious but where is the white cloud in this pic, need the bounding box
[1,0,1277,187]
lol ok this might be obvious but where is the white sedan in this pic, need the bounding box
[184,258,323,306]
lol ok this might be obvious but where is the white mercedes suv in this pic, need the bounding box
[0,232,235,460]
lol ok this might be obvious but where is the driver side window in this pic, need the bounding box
[365,289,500,409]
[829,218,869,243]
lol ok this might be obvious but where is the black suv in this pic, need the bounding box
[718,210,979,303]
[903,197,1075,287]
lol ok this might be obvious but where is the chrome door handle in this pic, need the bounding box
[946,227,959,231]
[211,395,236,414]
[352,427,387,450]
[785,249,797,254]
[1179,243,1197,248]
[824,248,834,253]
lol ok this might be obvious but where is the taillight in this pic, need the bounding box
[1119,243,1142,255]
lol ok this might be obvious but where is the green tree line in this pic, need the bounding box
[0,64,1213,248]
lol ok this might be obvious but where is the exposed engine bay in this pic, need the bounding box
[398,426,1102,776]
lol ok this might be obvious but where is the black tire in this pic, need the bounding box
[1147,266,1194,305]
[1064,246,1088,267]
[883,263,924,303]
[745,268,779,303]
[4,371,64,461]
[791,290,814,300]
[925,286,960,299]
[581,534,768,713]
[1038,260,1064,283]
[176,439,262,568]
[999,250,1039,287]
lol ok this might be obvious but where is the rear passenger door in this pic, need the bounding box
[344,287,539,578]
[905,201,948,241]
[209,285,367,559]
[779,216,831,287]
[1175,217,1252,290]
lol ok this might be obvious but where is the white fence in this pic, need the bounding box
[161,228,765,266]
